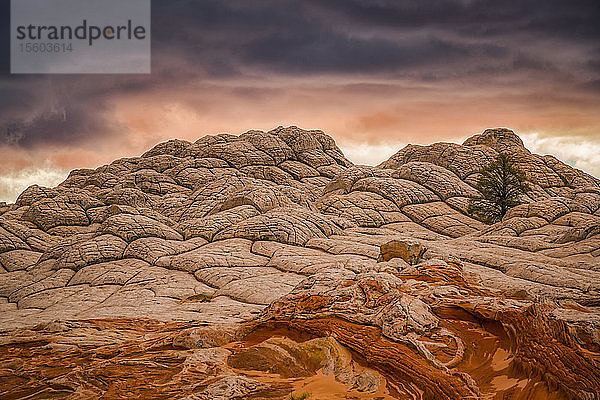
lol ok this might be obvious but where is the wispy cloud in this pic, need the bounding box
[522,132,600,179]
[338,141,404,166]
[0,162,67,204]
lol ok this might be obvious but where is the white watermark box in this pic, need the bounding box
[11,0,150,73]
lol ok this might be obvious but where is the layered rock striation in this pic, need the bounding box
[0,126,598,399]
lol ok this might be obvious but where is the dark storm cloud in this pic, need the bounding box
[0,75,137,148]
[149,0,514,75]
[0,0,10,74]
[1,98,122,148]
[0,85,35,114]
[4,0,600,78]
[303,0,600,41]
[240,27,510,74]
[1,0,599,149]
[144,0,600,79]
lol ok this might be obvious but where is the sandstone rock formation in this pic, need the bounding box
[0,126,598,399]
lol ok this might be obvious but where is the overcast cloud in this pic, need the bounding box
[1,0,599,202]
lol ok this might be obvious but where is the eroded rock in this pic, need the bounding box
[378,239,425,265]
[0,126,598,400]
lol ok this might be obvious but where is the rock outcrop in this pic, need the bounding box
[0,126,598,399]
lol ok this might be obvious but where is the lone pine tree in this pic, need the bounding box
[468,153,529,224]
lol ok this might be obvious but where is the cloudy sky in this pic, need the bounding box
[1,0,599,202]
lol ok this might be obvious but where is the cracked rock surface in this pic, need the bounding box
[0,126,598,399]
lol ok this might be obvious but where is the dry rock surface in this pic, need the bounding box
[0,126,598,399]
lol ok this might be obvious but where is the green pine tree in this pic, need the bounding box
[468,153,529,224]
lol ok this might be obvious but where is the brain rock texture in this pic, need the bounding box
[0,126,599,399]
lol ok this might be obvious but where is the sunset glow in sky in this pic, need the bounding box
[1,0,599,202]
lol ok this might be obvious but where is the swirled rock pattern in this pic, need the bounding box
[0,126,598,399]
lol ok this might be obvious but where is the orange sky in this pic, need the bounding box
[2,74,599,203]
[1,1,599,202]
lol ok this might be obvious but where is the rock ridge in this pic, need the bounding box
[0,126,598,399]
